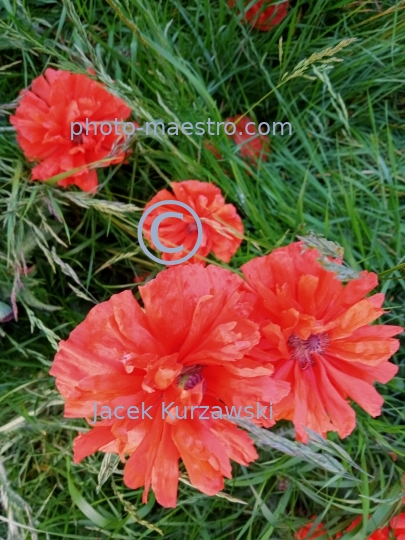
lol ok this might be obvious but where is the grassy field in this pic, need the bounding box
[0,0,404,538]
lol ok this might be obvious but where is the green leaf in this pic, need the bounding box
[67,460,117,529]
[18,289,62,312]
[237,420,356,479]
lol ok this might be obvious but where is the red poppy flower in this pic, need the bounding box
[241,242,403,442]
[391,513,405,540]
[205,115,270,168]
[336,516,389,539]
[295,518,328,539]
[10,69,132,192]
[229,0,290,31]
[226,115,270,162]
[141,180,244,265]
[50,265,290,507]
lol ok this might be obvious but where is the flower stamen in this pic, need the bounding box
[177,364,205,391]
[72,132,84,145]
[186,222,198,234]
[287,332,329,370]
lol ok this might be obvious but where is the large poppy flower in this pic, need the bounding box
[229,0,290,31]
[10,69,132,192]
[241,242,402,442]
[141,180,244,265]
[391,514,405,540]
[50,265,290,507]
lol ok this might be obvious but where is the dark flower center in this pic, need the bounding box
[287,333,329,370]
[72,133,83,145]
[186,222,198,234]
[177,364,205,391]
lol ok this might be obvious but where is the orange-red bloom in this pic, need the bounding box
[10,68,132,192]
[50,265,289,507]
[295,518,328,539]
[336,516,389,539]
[391,513,405,540]
[142,180,244,265]
[241,242,403,442]
[225,115,270,162]
[229,0,289,31]
[204,116,270,168]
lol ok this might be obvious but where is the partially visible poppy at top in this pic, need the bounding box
[229,0,290,31]
[295,518,328,539]
[241,241,403,442]
[49,265,290,507]
[141,180,244,265]
[10,68,132,192]
[391,513,405,540]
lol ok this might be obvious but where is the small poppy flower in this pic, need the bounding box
[50,265,290,507]
[229,0,290,31]
[10,68,132,192]
[336,516,389,539]
[391,513,405,540]
[241,242,403,442]
[226,115,270,162]
[141,180,244,265]
[205,116,270,169]
[295,518,328,539]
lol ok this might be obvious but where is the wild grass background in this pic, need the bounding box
[0,0,404,538]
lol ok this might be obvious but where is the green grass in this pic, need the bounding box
[0,0,404,538]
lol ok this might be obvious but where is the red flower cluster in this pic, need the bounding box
[50,241,402,507]
[229,0,290,31]
[295,518,327,539]
[141,180,244,265]
[10,69,132,192]
[336,516,389,539]
[297,513,405,539]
